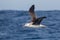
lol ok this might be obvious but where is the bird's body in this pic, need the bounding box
[24,22,46,28]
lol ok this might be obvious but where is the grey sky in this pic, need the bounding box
[0,0,60,10]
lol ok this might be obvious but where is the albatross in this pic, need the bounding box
[24,5,46,27]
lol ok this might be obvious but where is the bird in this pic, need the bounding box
[24,5,46,27]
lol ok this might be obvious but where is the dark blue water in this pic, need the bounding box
[0,10,60,40]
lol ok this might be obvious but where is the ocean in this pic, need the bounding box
[0,10,60,40]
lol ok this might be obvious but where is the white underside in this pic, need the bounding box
[24,22,46,28]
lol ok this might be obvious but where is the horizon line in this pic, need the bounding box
[0,9,60,11]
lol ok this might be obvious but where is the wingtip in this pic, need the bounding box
[42,17,47,18]
[31,4,35,7]
[29,4,35,12]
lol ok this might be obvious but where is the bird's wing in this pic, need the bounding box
[29,5,36,22]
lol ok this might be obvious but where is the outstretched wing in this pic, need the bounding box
[32,17,46,25]
[29,5,36,22]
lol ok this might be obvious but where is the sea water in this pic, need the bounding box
[0,10,60,40]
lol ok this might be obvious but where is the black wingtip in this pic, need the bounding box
[42,16,47,18]
[32,5,35,7]
[29,5,35,12]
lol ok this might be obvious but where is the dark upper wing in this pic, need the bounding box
[29,5,36,22]
[32,17,46,25]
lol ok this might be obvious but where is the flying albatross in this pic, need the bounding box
[24,5,46,27]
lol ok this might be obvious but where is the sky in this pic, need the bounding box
[0,0,60,10]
